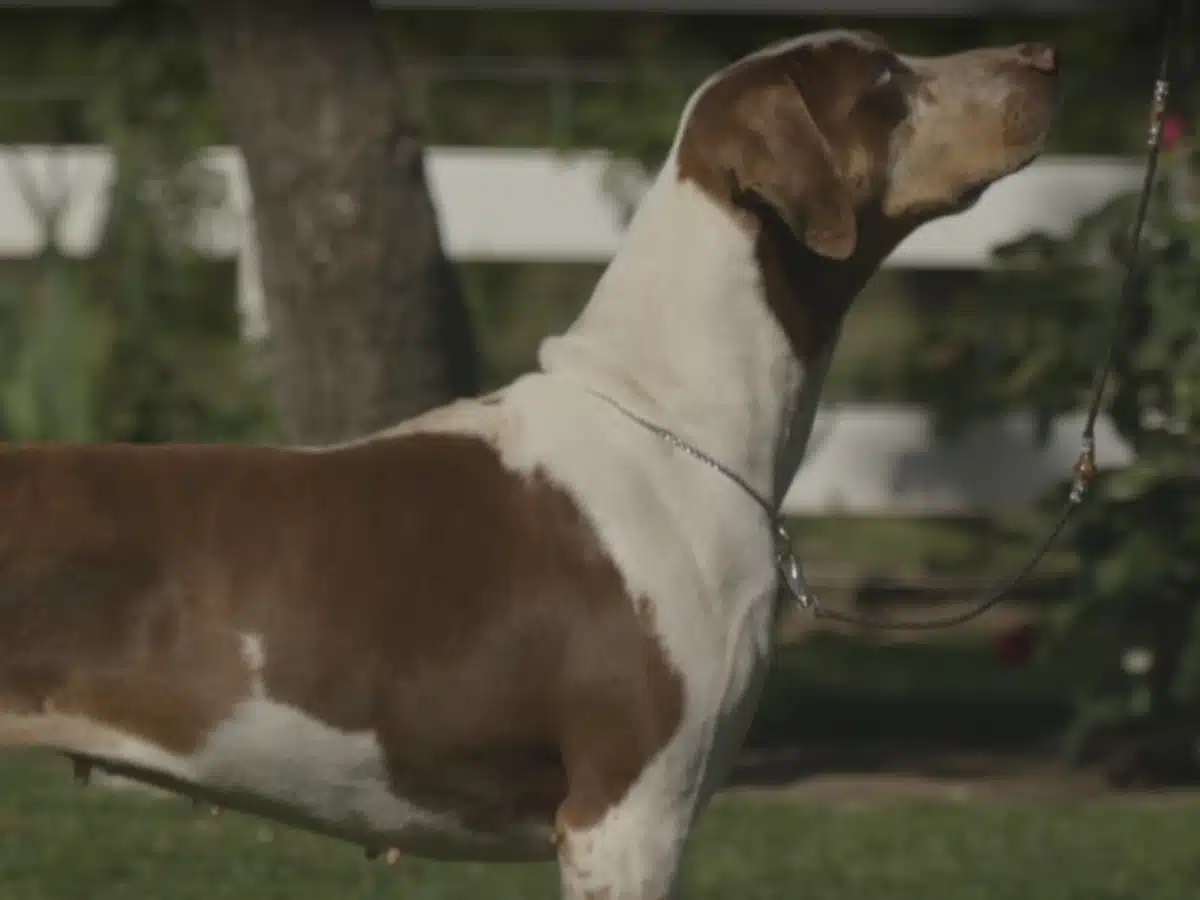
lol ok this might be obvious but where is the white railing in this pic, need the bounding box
[0,145,1140,514]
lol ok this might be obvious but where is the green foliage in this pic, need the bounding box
[568,69,696,169]
[0,7,274,445]
[875,133,1200,760]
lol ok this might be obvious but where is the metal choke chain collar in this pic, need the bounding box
[586,390,817,610]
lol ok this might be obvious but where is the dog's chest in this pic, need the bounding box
[633,519,781,808]
[690,588,779,805]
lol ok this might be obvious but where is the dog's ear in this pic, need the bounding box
[720,79,858,261]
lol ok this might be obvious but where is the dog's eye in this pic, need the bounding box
[873,65,895,89]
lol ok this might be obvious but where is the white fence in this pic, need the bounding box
[0,145,1141,514]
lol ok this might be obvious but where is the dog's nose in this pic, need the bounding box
[1014,42,1058,75]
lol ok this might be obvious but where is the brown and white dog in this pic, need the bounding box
[0,29,1057,900]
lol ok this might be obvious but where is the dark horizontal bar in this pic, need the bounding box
[0,0,1139,13]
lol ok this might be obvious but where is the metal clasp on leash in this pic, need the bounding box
[1069,435,1098,505]
[774,520,815,610]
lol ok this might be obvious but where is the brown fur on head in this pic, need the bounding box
[676,29,1061,261]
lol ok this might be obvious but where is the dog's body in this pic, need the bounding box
[0,30,1059,899]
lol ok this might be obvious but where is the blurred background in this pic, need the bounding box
[0,1,1198,898]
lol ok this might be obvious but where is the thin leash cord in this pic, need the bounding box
[593,6,1182,632]
[1080,2,1179,451]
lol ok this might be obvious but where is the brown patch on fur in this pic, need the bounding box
[674,34,911,362]
[676,33,903,264]
[676,31,1059,363]
[0,433,684,846]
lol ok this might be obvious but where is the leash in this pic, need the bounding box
[593,6,1184,631]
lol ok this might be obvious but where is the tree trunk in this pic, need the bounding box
[191,0,478,445]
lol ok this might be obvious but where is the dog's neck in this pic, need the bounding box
[539,159,882,507]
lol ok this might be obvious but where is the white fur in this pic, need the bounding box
[189,698,552,858]
[520,182,813,900]
[240,633,267,684]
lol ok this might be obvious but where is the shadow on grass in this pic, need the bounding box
[734,633,1074,787]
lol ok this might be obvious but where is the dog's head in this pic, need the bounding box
[676,29,1061,261]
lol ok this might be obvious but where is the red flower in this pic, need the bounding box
[994,621,1039,668]
[1161,115,1186,151]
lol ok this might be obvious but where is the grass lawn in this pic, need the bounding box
[2,750,1199,900]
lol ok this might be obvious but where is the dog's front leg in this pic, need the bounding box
[555,802,691,900]
[553,740,707,900]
